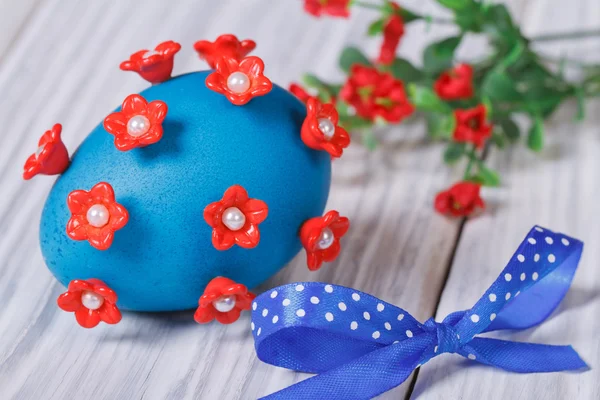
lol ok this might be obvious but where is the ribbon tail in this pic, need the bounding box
[459,337,589,373]
[260,335,431,400]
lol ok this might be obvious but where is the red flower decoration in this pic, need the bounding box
[103,94,168,151]
[434,64,474,100]
[205,56,273,105]
[203,185,268,250]
[66,182,129,250]
[378,3,405,65]
[23,123,69,180]
[435,181,485,217]
[57,279,122,328]
[300,210,350,271]
[194,34,256,69]
[301,98,350,158]
[340,64,415,123]
[304,0,351,18]
[194,277,256,324]
[453,105,493,148]
[289,83,316,104]
[119,40,181,84]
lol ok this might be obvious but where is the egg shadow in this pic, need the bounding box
[137,120,185,160]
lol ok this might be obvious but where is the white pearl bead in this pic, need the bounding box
[35,145,46,158]
[318,118,336,139]
[213,295,237,313]
[86,204,110,228]
[317,228,335,250]
[127,115,151,137]
[81,291,104,310]
[222,207,246,231]
[227,72,251,94]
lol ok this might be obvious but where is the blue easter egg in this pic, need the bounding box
[39,71,331,311]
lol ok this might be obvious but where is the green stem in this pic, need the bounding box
[424,15,454,25]
[530,29,600,43]
[463,147,477,180]
[351,1,384,11]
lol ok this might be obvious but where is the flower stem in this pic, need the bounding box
[424,15,454,25]
[351,1,384,11]
[530,29,600,43]
[463,147,477,180]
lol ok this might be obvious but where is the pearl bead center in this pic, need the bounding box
[317,227,335,250]
[81,291,104,310]
[318,118,336,140]
[227,72,251,94]
[127,115,151,137]
[213,295,237,313]
[86,204,110,228]
[222,207,246,231]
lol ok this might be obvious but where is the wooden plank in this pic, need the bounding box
[0,1,464,398]
[413,0,600,398]
[0,0,42,59]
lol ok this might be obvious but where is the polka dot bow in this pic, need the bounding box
[251,226,588,399]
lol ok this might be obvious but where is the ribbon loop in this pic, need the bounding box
[423,318,461,354]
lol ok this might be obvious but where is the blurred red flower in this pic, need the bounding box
[435,181,485,217]
[194,277,256,324]
[304,0,351,18]
[434,64,474,100]
[300,210,350,271]
[453,105,492,148]
[194,34,256,69]
[378,3,405,65]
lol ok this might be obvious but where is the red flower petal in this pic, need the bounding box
[203,202,224,228]
[57,291,82,312]
[194,306,216,323]
[122,94,148,115]
[67,190,91,214]
[88,230,115,251]
[75,308,101,329]
[212,229,236,251]
[98,303,122,324]
[89,182,116,203]
[147,100,168,124]
[66,216,89,241]
[215,308,242,324]
[235,224,260,248]
[241,199,268,224]
[68,279,94,292]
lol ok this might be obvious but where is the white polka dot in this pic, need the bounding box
[351,321,358,330]
[262,309,269,317]
[434,346,438,353]
[534,254,540,262]
[468,354,476,360]
[251,322,255,330]
[489,293,497,302]
[295,284,304,292]
[528,238,536,244]
[545,237,553,244]
[548,254,556,263]
[532,272,539,281]
[520,272,526,281]
[562,238,570,246]
[517,254,525,262]
[325,285,333,293]
[270,290,278,299]
[338,302,347,311]
[377,303,385,312]
[352,293,360,301]
[457,334,460,339]
[397,313,405,321]
[310,296,320,304]
[325,312,334,322]
[515,291,521,297]
[372,331,381,339]
[363,311,371,320]
[505,292,511,300]
[257,327,262,336]
[393,340,400,344]
[406,330,413,338]
[490,313,496,321]
[282,299,291,307]
[504,273,512,282]
[272,315,279,323]
[296,309,306,317]
[535,227,543,232]
[252,302,257,311]
[471,314,480,323]
[384,322,391,331]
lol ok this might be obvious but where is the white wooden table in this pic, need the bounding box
[0,0,598,399]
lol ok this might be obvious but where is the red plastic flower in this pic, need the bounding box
[304,0,351,18]
[300,210,350,271]
[289,83,316,104]
[435,181,485,217]
[301,98,350,158]
[103,94,168,151]
[66,182,129,250]
[205,56,273,105]
[194,277,256,324]
[378,3,405,65]
[194,34,256,69]
[23,123,69,180]
[453,105,493,148]
[434,64,474,100]
[203,185,268,250]
[57,279,122,328]
[340,64,415,123]
[119,40,181,84]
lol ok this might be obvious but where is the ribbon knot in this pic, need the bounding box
[423,317,461,355]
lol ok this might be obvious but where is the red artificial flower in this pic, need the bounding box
[119,40,181,84]
[301,98,350,158]
[205,56,273,105]
[434,64,474,100]
[435,181,485,217]
[103,94,168,151]
[340,64,415,123]
[378,3,405,65]
[304,0,351,18]
[289,83,316,104]
[453,105,493,148]
[57,279,122,328]
[66,182,129,250]
[203,185,268,250]
[23,123,69,180]
[194,277,256,324]
[194,34,256,69]
[300,210,350,271]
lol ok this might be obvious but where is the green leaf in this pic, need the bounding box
[389,58,423,83]
[409,84,452,113]
[475,165,501,187]
[491,131,506,149]
[422,36,462,76]
[482,72,522,102]
[367,19,385,36]
[339,47,372,74]
[436,0,472,10]
[482,4,521,48]
[443,142,466,164]
[498,117,520,141]
[527,115,544,152]
[399,8,422,23]
[425,112,456,139]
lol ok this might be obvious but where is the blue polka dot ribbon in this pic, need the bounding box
[250,226,589,399]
